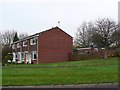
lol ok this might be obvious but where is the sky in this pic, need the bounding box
[0,0,119,37]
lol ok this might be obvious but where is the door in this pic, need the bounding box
[26,53,31,64]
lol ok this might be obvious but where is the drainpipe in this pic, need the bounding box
[37,36,39,64]
[20,40,22,63]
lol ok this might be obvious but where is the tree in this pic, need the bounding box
[0,30,16,64]
[13,32,19,42]
[92,18,117,48]
[74,18,117,49]
[111,22,120,48]
[2,45,13,63]
[3,55,13,63]
[0,30,16,45]
[74,21,93,47]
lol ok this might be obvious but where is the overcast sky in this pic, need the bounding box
[0,0,119,37]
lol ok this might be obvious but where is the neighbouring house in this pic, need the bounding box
[11,27,73,64]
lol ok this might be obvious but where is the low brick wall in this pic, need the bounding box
[71,49,117,61]
[107,50,117,57]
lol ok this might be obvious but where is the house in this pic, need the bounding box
[11,27,73,64]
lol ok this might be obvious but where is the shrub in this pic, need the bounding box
[3,55,13,63]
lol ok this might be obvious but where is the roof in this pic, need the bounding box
[12,26,72,44]
[40,27,73,38]
[77,48,91,50]
[77,47,105,50]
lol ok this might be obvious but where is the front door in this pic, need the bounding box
[26,53,31,64]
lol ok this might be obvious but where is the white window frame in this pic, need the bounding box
[17,52,21,59]
[94,48,99,51]
[12,44,15,49]
[21,52,24,59]
[23,40,27,47]
[32,51,37,60]
[30,38,37,45]
[17,43,20,48]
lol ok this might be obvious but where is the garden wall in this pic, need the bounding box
[71,49,117,61]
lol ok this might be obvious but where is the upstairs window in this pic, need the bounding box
[30,38,37,45]
[17,43,20,48]
[23,40,27,47]
[12,44,15,49]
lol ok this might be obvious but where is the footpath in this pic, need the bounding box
[2,83,118,88]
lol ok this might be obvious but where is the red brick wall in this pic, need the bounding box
[107,50,117,57]
[38,27,73,63]
[27,39,30,52]
[71,48,117,61]
[15,43,17,53]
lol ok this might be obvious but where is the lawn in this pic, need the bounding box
[2,57,118,86]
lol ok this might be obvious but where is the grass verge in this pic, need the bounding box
[2,57,118,86]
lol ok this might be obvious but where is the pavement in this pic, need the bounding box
[2,83,119,88]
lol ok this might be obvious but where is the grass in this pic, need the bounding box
[2,57,118,86]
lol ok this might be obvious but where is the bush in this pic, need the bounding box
[3,55,13,63]
[2,63,6,66]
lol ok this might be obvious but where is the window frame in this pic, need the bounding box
[21,52,24,59]
[30,38,37,45]
[12,44,15,49]
[32,51,37,60]
[23,40,27,47]
[17,43,20,48]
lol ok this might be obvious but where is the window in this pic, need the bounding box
[94,48,98,51]
[21,52,24,59]
[12,44,15,49]
[17,43,20,48]
[32,51,37,60]
[23,40,27,47]
[15,53,18,59]
[30,38,37,45]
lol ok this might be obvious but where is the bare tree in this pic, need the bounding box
[74,21,93,47]
[112,22,120,48]
[75,18,117,49]
[1,30,16,45]
[19,33,28,39]
[92,18,117,48]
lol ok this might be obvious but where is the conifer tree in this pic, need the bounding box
[13,32,19,42]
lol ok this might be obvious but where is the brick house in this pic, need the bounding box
[11,27,73,64]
